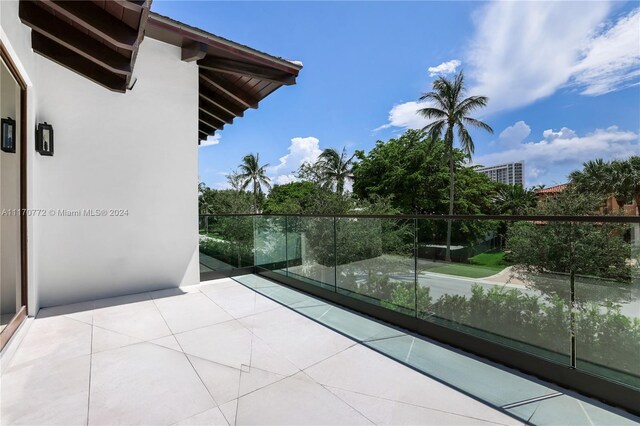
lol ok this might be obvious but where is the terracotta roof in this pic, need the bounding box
[536,184,568,194]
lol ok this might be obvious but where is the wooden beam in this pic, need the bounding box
[19,1,131,76]
[199,86,245,117]
[199,120,219,134]
[182,41,207,62]
[31,32,127,92]
[198,56,296,86]
[199,70,259,109]
[43,1,139,50]
[113,0,146,12]
[199,130,210,138]
[199,115,223,131]
[199,101,234,124]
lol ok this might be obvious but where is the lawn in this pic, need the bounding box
[428,250,510,279]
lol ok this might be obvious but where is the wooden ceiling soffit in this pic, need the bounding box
[19,1,131,76]
[199,86,245,118]
[197,56,296,86]
[31,32,127,92]
[199,70,259,109]
[19,0,152,92]
[41,1,139,50]
[199,111,225,130]
[199,101,234,124]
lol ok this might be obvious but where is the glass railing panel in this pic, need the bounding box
[254,215,287,276]
[416,218,571,365]
[574,220,640,389]
[199,215,254,271]
[286,216,336,290]
[335,217,416,316]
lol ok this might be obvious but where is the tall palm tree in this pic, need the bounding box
[316,147,355,194]
[238,153,271,210]
[418,71,493,261]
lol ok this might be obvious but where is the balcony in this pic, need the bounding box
[1,214,638,425]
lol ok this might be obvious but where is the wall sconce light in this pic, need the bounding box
[1,117,16,153]
[36,122,54,156]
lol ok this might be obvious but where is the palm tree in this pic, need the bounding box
[418,71,493,261]
[238,153,271,210]
[495,184,536,215]
[569,159,607,197]
[316,147,355,194]
[570,159,632,212]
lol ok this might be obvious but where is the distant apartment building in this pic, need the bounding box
[477,161,525,186]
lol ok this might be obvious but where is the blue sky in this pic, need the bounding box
[154,1,640,189]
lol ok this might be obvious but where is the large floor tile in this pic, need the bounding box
[174,407,229,426]
[92,298,172,341]
[238,367,286,397]
[240,308,355,370]
[91,326,141,353]
[153,292,233,333]
[7,315,92,370]
[1,354,90,425]
[235,372,372,425]
[218,399,238,425]
[327,386,510,425]
[304,345,519,425]
[89,343,214,425]
[249,336,300,376]
[188,355,242,405]
[176,320,252,369]
[201,284,282,319]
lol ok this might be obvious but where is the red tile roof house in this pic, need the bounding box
[0,0,301,347]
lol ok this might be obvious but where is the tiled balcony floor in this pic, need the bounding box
[0,275,636,425]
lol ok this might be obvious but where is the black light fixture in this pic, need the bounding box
[1,117,16,153]
[36,122,54,156]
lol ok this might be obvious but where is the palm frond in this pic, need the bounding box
[456,124,474,156]
[417,107,447,120]
[462,117,493,134]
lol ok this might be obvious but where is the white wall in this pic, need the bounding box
[1,1,200,309]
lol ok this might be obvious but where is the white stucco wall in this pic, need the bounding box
[1,1,200,309]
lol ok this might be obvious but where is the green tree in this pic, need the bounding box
[198,185,254,215]
[417,71,493,261]
[238,153,271,212]
[264,182,322,214]
[352,129,499,246]
[629,156,640,207]
[569,158,635,211]
[316,147,356,194]
[493,184,537,215]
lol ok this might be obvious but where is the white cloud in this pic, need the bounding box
[428,59,461,77]
[199,133,221,147]
[274,174,297,185]
[376,4,640,130]
[374,101,430,131]
[497,120,531,147]
[475,124,640,183]
[571,8,640,96]
[467,1,612,115]
[269,136,322,184]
